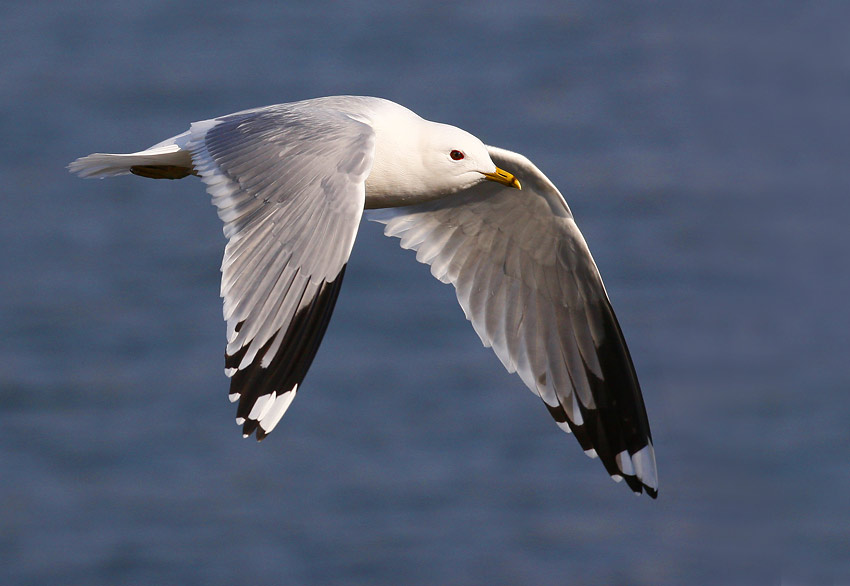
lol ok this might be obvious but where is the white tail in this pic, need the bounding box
[68,131,193,179]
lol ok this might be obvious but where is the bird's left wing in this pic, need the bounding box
[188,104,375,439]
[370,146,657,497]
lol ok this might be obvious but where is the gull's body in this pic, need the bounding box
[69,96,657,497]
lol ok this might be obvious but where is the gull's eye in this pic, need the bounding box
[450,150,465,161]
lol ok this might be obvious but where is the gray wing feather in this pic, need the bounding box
[370,146,658,497]
[188,104,375,439]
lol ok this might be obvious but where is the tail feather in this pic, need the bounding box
[68,131,193,179]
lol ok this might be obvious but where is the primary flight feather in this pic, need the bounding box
[69,96,658,497]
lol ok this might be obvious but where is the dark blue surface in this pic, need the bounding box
[2,1,849,584]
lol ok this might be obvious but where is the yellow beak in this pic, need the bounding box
[483,167,521,190]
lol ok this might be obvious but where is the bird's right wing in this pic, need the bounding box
[370,146,657,497]
[188,104,376,439]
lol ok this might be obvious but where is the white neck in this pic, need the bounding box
[361,103,430,208]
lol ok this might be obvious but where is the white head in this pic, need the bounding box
[364,110,520,208]
[417,122,520,193]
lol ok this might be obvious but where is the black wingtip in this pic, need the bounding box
[623,474,658,499]
[542,395,658,499]
[227,267,347,441]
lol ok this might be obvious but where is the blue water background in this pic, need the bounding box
[1,1,848,584]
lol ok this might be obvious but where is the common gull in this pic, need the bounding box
[69,96,657,497]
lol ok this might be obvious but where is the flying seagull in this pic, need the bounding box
[69,96,657,497]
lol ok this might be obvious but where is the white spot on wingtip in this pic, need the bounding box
[632,444,659,490]
[584,448,598,459]
[259,386,298,435]
[235,417,245,425]
[615,450,635,477]
[225,368,237,378]
[611,474,623,483]
[228,392,240,403]
[242,433,250,439]
[556,421,572,434]
[247,392,276,421]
